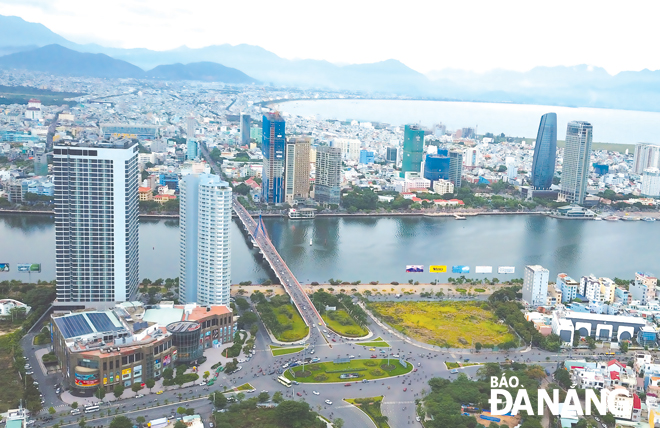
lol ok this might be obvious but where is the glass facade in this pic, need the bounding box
[402,125,424,175]
[167,321,203,363]
[531,113,557,190]
[423,154,450,182]
[261,113,286,203]
[560,121,593,205]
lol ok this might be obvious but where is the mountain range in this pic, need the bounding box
[2,14,660,111]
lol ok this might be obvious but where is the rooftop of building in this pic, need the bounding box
[54,138,137,150]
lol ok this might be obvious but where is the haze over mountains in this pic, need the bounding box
[2,14,660,112]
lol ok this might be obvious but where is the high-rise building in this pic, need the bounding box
[33,152,48,176]
[240,113,251,146]
[633,143,660,174]
[179,173,231,306]
[461,127,476,139]
[261,112,286,204]
[402,125,424,175]
[54,140,139,304]
[560,121,593,205]
[359,150,374,164]
[314,146,342,205]
[522,265,549,307]
[186,116,196,140]
[433,123,446,137]
[187,140,198,160]
[386,147,397,163]
[448,150,463,188]
[463,147,480,167]
[331,138,360,162]
[642,167,660,197]
[531,113,557,190]
[284,137,311,204]
[423,154,450,183]
[506,157,517,181]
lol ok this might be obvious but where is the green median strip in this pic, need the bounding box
[269,344,308,356]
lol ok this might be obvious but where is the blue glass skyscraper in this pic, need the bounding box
[261,113,286,203]
[531,113,557,190]
[423,154,450,182]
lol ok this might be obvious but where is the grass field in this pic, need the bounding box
[0,347,23,412]
[285,359,412,383]
[345,396,390,428]
[273,304,309,342]
[322,309,369,337]
[355,337,390,348]
[369,301,514,348]
[235,383,255,391]
[269,344,307,356]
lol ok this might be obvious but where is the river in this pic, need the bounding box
[0,214,657,284]
[273,99,660,145]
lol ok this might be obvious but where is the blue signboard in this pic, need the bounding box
[452,265,470,274]
[0,263,9,272]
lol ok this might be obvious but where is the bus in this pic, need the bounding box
[277,376,292,388]
[84,405,100,414]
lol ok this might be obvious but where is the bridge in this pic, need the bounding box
[198,142,324,333]
[232,200,325,330]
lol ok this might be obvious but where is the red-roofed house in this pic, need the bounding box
[154,194,177,204]
[139,187,153,201]
[608,359,626,373]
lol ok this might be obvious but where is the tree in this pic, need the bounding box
[136,416,146,425]
[174,421,187,428]
[258,391,270,402]
[113,383,125,399]
[78,418,87,428]
[620,341,629,353]
[163,367,174,380]
[275,400,312,424]
[131,382,143,396]
[48,406,56,415]
[334,418,345,428]
[475,342,482,352]
[235,297,250,311]
[94,386,106,401]
[236,392,245,402]
[185,408,195,415]
[109,416,133,428]
[602,412,615,426]
[146,378,155,392]
[237,311,258,328]
[203,371,210,381]
[71,402,79,409]
[586,336,596,350]
[210,392,227,409]
[272,391,284,403]
[177,406,187,415]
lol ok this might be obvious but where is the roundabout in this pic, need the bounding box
[283,358,413,383]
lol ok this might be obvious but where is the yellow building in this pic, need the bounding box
[138,187,153,201]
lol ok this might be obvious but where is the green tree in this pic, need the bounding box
[174,421,187,428]
[136,416,146,425]
[258,391,270,402]
[235,297,250,311]
[237,311,258,328]
[586,336,596,350]
[334,418,344,428]
[602,412,615,426]
[113,383,125,399]
[620,341,629,353]
[236,392,245,402]
[48,406,56,415]
[203,371,210,381]
[272,391,284,403]
[163,367,174,380]
[145,378,155,392]
[210,392,227,409]
[109,415,133,428]
[94,386,106,401]
[185,408,195,415]
[131,382,143,396]
[275,400,313,424]
[177,406,187,415]
[71,402,79,409]
[475,342,482,352]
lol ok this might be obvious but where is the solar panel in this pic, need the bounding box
[55,314,93,338]
[87,312,120,333]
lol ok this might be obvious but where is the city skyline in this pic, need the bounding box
[1,1,660,75]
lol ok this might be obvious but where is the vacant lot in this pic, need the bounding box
[369,301,514,348]
[322,309,368,337]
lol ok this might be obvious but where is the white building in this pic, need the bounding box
[394,177,431,193]
[642,167,660,197]
[580,275,601,302]
[557,273,579,303]
[633,143,660,174]
[433,179,454,195]
[506,157,517,181]
[54,139,139,305]
[522,265,549,307]
[179,173,232,306]
[24,98,42,120]
[464,147,481,167]
[0,299,31,316]
[331,138,361,162]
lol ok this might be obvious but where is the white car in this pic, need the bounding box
[416,416,421,422]
[349,355,355,359]
[261,390,268,393]
[392,354,400,358]
[136,394,144,398]
[310,350,315,354]
[324,399,332,405]
[313,391,320,395]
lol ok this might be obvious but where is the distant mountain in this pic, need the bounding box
[0,15,72,49]
[0,44,145,79]
[146,62,258,84]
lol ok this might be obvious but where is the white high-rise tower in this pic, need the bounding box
[179,173,232,306]
[560,121,593,205]
[54,139,139,304]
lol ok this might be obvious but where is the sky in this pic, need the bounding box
[0,0,656,75]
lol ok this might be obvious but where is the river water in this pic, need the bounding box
[1,214,657,284]
[273,99,660,144]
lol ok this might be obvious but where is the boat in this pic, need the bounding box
[309,239,312,246]
[621,216,640,221]
[643,217,656,222]
[593,217,602,221]
[603,216,620,221]
[288,208,316,219]
[454,215,466,220]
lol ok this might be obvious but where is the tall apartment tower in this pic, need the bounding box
[314,146,342,205]
[240,113,251,146]
[448,150,463,188]
[531,113,557,190]
[401,125,424,176]
[642,167,660,197]
[179,173,232,306]
[522,265,549,307]
[386,147,397,163]
[284,137,311,204]
[53,140,139,304]
[633,143,660,174]
[186,115,198,160]
[261,113,286,204]
[560,121,593,205]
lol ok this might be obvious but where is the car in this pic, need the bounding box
[416,416,421,422]
[43,416,53,422]
[323,330,328,333]
[371,355,377,358]
[292,381,299,385]
[26,371,34,375]
[246,389,254,393]
[136,394,144,398]
[344,383,351,387]
[32,381,39,386]
[312,324,316,327]
[331,338,336,342]
[349,355,355,359]
[55,388,61,394]
[392,354,399,358]
[297,392,302,396]
[261,390,268,393]
[594,417,600,422]
[325,399,333,405]
[70,409,81,415]
[156,390,164,395]
[310,349,315,354]
[413,368,418,372]
[311,358,320,363]
[369,348,376,351]
[403,388,407,391]
[26,420,35,426]
[417,362,421,367]
[379,350,386,354]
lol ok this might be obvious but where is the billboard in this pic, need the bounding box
[429,265,447,273]
[121,368,132,380]
[17,263,41,273]
[498,266,516,274]
[406,265,424,273]
[475,266,493,274]
[74,378,99,387]
[0,263,9,272]
[452,265,470,274]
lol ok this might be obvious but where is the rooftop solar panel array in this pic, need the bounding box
[87,312,121,333]
[54,314,94,338]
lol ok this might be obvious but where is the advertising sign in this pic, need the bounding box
[163,355,171,366]
[103,377,107,385]
[0,263,8,272]
[74,378,99,387]
[121,368,132,380]
[452,265,470,274]
[406,265,424,273]
[498,266,516,274]
[429,265,447,273]
[133,365,142,377]
[475,266,493,274]
[17,263,41,273]
[75,373,98,381]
